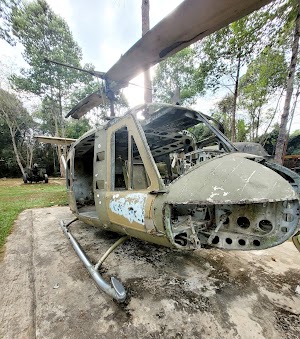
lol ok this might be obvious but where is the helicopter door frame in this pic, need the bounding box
[106,114,162,231]
[66,147,78,214]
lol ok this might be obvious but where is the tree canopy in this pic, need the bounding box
[153,47,205,105]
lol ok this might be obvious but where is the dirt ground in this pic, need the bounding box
[0,206,300,339]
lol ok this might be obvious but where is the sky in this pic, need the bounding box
[47,0,182,71]
[0,0,299,132]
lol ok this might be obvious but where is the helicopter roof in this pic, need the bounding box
[68,103,238,158]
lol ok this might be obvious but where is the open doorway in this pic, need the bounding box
[73,133,96,217]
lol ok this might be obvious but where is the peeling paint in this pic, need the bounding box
[109,193,147,225]
[98,144,101,149]
[213,186,224,191]
[208,192,219,200]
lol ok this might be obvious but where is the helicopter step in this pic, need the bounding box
[60,218,128,302]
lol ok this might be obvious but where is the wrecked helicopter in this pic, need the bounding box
[37,0,300,302]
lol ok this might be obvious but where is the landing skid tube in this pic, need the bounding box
[292,230,300,253]
[60,219,128,302]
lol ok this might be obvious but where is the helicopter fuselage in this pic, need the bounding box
[65,104,300,252]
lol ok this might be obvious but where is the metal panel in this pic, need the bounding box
[106,0,271,88]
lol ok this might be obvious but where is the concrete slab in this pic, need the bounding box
[0,206,300,338]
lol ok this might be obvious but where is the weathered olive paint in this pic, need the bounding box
[64,104,300,251]
[165,153,298,204]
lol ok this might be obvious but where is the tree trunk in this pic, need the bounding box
[29,146,33,168]
[58,87,65,138]
[274,3,300,164]
[171,85,181,104]
[58,88,66,176]
[52,96,65,177]
[282,84,300,157]
[255,108,262,141]
[8,125,25,176]
[231,54,241,142]
[142,0,152,103]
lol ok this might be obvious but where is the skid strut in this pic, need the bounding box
[60,219,128,302]
[292,230,300,253]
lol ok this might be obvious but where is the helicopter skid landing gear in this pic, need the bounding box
[60,219,128,302]
[292,230,300,253]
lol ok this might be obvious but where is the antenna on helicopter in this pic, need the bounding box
[44,58,116,117]
[44,58,106,78]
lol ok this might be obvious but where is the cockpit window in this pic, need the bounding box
[135,104,235,185]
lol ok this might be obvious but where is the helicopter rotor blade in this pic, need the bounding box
[44,58,106,79]
[34,135,76,145]
[66,91,107,119]
[106,0,271,90]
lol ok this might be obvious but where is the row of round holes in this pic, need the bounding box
[212,236,260,247]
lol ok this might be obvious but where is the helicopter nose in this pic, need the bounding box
[166,153,298,204]
[160,153,299,251]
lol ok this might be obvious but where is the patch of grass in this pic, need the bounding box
[0,179,67,249]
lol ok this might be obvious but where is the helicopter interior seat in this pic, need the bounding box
[114,156,127,190]
[132,161,150,189]
[122,160,150,190]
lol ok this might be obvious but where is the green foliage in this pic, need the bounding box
[65,118,90,139]
[153,47,205,105]
[189,123,212,142]
[259,124,279,155]
[0,88,32,130]
[258,126,300,156]
[287,129,300,154]
[236,119,248,142]
[200,11,269,92]
[0,0,19,45]
[239,47,287,141]
[273,0,300,163]
[11,0,83,96]
[273,0,300,48]
[211,94,234,137]
[66,67,99,111]
[0,88,36,174]
[198,1,286,141]
[211,94,249,141]
[240,48,287,99]
[0,122,15,176]
[9,0,101,141]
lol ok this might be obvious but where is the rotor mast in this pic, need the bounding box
[142,0,152,104]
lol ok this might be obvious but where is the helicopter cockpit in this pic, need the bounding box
[133,104,237,185]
